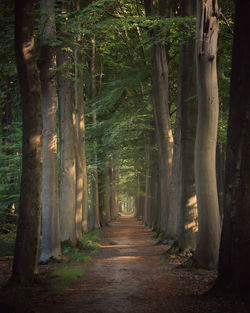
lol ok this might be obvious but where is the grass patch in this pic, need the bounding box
[78,228,102,252]
[49,265,85,293]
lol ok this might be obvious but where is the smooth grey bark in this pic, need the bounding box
[12,0,42,282]
[74,0,88,234]
[89,36,100,230]
[144,0,174,232]
[143,144,151,226]
[135,173,144,219]
[176,0,198,253]
[151,44,173,232]
[39,0,61,262]
[167,98,181,239]
[57,3,76,244]
[217,0,250,291]
[194,0,221,269]
[144,133,157,228]
[104,161,111,223]
[110,166,116,220]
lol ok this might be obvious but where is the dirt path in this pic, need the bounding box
[1,216,248,313]
[37,216,248,313]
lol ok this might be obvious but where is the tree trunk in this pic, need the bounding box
[91,36,100,230]
[12,0,42,282]
[216,141,226,220]
[167,92,181,239]
[39,0,61,263]
[110,163,118,220]
[194,0,221,269]
[144,0,174,232]
[143,144,151,226]
[217,0,250,291]
[176,0,198,253]
[57,2,76,244]
[74,0,88,234]
[104,161,111,223]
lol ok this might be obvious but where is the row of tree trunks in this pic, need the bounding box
[141,0,221,271]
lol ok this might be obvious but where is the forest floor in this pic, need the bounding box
[0,215,249,313]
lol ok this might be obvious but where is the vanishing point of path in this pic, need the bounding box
[38,216,248,313]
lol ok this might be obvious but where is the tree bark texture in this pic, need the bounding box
[74,0,88,234]
[167,89,181,239]
[194,0,221,269]
[176,0,198,252]
[143,144,151,226]
[144,0,174,232]
[12,0,42,282]
[89,35,100,230]
[104,161,111,223]
[216,142,226,219]
[39,0,61,262]
[57,3,76,243]
[218,0,250,291]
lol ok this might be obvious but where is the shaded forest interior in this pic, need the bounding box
[0,0,250,312]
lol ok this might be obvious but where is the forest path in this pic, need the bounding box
[46,215,182,313]
[37,215,248,313]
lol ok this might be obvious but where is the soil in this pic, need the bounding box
[0,216,249,313]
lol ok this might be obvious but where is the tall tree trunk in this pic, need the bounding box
[110,162,119,220]
[144,144,151,226]
[57,2,76,244]
[167,92,181,239]
[74,43,83,238]
[89,35,100,230]
[194,0,221,269]
[217,0,250,292]
[176,0,198,253]
[12,0,42,282]
[144,0,174,232]
[39,0,61,263]
[216,141,226,220]
[104,161,111,222]
[74,0,88,234]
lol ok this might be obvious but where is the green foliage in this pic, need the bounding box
[61,229,101,263]
[30,265,85,294]
[78,229,102,252]
[52,266,84,283]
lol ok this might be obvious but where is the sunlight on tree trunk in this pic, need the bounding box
[194,0,221,269]
[176,0,198,253]
[40,0,61,263]
[11,0,42,282]
[57,2,76,244]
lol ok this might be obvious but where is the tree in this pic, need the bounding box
[217,0,250,291]
[11,0,42,282]
[89,35,100,230]
[74,0,88,234]
[194,0,221,269]
[57,1,77,244]
[39,0,61,262]
[176,0,198,253]
[144,0,174,232]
